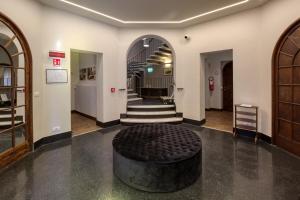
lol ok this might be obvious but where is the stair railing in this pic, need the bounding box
[127,38,164,68]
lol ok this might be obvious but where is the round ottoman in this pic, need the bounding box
[113,124,202,192]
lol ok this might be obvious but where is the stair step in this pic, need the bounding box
[0,120,23,126]
[127,111,176,115]
[127,105,175,109]
[127,104,175,111]
[147,59,164,65]
[120,117,183,124]
[149,55,165,61]
[159,47,172,54]
[127,98,143,102]
[127,93,138,97]
[154,51,171,57]
[126,111,177,119]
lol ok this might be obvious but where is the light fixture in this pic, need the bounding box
[59,0,250,24]
[143,38,149,48]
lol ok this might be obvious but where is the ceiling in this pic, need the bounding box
[37,0,270,28]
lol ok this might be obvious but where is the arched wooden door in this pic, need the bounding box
[0,12,32,168]
[273,19,300,156]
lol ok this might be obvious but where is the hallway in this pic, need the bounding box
[204,110,233,133]
[71,112,101,136]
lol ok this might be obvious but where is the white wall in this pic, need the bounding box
[203,50,233,109]
[1,0,300,141]
[182,0,300,136]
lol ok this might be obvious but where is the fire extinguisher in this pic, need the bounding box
[209,76,214,91]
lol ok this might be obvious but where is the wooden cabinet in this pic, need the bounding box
[234,104,259,143]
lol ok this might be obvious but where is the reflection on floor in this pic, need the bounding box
[71,112,101,136]
[1,125,300,200]
[0,127,25,154]
[204,110,233,133]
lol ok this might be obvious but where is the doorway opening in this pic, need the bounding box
[121,35,183,125]
[201,49,233,133]
[70,50,101,136]
[272,19,300,157]
[127,36,175,105]
[0,13,32,168]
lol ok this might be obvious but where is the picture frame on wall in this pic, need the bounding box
[46,69,68,84]
[87,66,96,80]
[164,68,173,76]
[80,68,87,80]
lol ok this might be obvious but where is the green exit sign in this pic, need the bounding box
[147,67,154,73]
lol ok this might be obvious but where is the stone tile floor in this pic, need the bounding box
[0,124,300,200]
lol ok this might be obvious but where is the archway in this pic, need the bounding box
[0,12,32,168]
[272,19,300,156]
[126,35,175,104]
[121,35,182,125]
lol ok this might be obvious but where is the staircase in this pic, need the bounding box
[123,39,182,125]
[120,104,183,125]
[0,109,24,129]
[127,89,142,104]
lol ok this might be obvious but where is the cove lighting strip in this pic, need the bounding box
[59,0,249,24]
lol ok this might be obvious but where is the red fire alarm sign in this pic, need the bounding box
[111,88,116,93]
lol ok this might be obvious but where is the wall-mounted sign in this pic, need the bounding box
[46,69,68,84]
[147,67,154,73]
[49,51,65,58]
[49,51,65,68]
[53,58,61,67]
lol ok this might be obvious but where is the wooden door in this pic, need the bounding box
[273,19,300,156]
[0,12,32,168]
[223,61,233,112]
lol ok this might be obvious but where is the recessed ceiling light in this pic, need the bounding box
[59,0,250,24]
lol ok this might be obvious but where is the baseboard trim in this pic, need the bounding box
[34,131,72,150]
[96,119,120,128]
[72,110,96,120]
[183,118,206,126]
[234,128,272,144]
[205,108,223,111]
[176,112,183,117]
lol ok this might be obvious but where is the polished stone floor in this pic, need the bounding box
[0,124,300,200]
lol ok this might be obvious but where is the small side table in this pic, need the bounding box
[234,104,259,144]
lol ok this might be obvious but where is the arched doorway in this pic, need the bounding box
[222,61,233,112]
[273,19,300,156]
[126,35,175,103]
[121,35,182,125]
[0,12,32,168]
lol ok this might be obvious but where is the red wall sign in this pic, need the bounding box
[53,58,61,66]
[49,51,65,58]
[111,88,116,93]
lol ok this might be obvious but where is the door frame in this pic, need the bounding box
[0,12,33,168]
[272,18,300,145]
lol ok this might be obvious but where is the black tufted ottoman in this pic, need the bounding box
[113,124,202,192]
